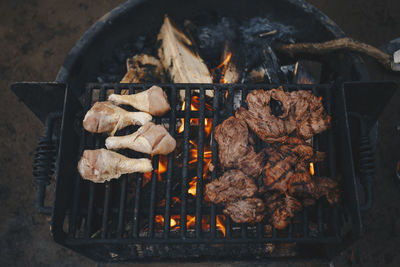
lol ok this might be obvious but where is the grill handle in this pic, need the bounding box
[33,112,63,215]
[350,112,375,211]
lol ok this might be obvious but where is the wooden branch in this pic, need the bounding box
[275,37,393,71]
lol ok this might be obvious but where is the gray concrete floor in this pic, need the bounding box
[0,0,399,266]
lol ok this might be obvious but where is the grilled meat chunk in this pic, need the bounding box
[235,107,296,143]
[265,193,302,230]
[287,172,317,197]
[223,198,265,224]
[236,88,331,142]
[214,116,253,168]
[290,90,331,139]
[262,139,321,193]
[314,176,340,204]
[238,149,266,178]
[235,88,296,143]
[205,170,257,204]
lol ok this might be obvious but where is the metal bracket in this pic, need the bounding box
[11,82,67,123]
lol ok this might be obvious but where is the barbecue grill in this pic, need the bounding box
[11,0,398,262]
[48,82,359,261]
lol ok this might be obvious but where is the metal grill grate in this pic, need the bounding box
[64,83,345,259]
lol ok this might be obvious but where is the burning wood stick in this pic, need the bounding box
[105,122,176,155]
[157,15,213,100]
[275,37,396,71]
[78,149,152,183]
[108,85,170,116]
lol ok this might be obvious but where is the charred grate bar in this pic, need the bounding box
[63,83,350,260]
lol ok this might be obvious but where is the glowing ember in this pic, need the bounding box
[143,155,168,185]
[309,162,315,176]
[155,215,177,228]
[188,178,197,196]
[216,215,226,236]
[215,52,232,84]
[155,214,226,236]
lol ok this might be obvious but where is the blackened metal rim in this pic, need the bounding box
[64,236,341,245]
[85,82,333,90]
[55,0,366,84]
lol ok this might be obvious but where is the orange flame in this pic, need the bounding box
[309,162,315,176]
[318,96,323,102]
[188,178,197,196]
[216,215,226,236]
[155,215,177,228]
[178,96,213,135]
[155,214,226,236]
[143,155,168,185]
[215,52,232,84]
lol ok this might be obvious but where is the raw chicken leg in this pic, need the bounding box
[83,101,152,135]
[105,122,176,155]
[108,85,170,116]
[78,149,152,183]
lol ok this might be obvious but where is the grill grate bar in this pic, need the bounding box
[180,88,191,238]
[85,174,95,237]
[116,86,128,238]
[132,175,142,238]
[117,177,127,237]
[326,87,340,238]
[163,85,177,237]
[303,207,309,237]
[195,87,206,237]
[101,183,111,238]
[148,138,160,238]
[210,88,220,238]
[224,86,235,239]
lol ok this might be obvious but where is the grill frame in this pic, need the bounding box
[52,83,360,261]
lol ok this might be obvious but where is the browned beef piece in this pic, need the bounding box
[238,149,266,178]
[223,198,265,224]
[235,88,296,143]
[265,193,302,230]
[235,107,296,143]
[204,170,257,204]
[287,171,317,197]
[290,90,331,139]
[262,139,320,193]
[263,158,294,192]
[214,116,253,168]
[314,176,340,204]
[236,88,331,142]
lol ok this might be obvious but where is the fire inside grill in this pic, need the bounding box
[68,83,341,254]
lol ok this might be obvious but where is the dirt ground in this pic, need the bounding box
[0,0,399,266]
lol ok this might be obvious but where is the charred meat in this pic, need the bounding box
[265,193,302,230]
[214,116,253,168]
[223,198,265,224]
[238,149,267,178]
[236,88,331,142]
[205,170,257,204]
[262,139,321,193]
[314,176,340,204]
[290,90,331,139]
